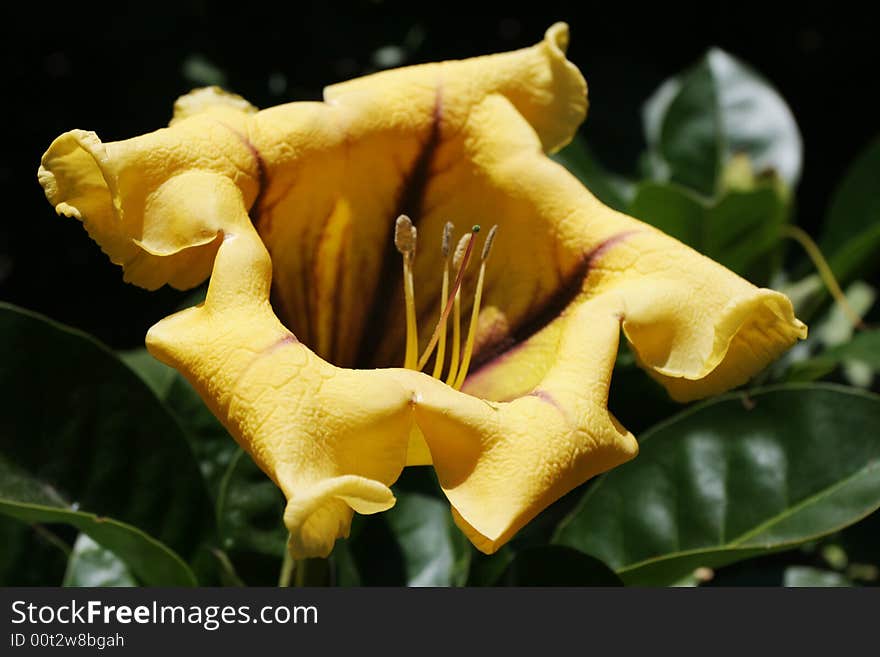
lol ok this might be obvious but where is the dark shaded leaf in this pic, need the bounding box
[496,546,622,586]
[0,516,69,586]
[821,136,880,281]
[0,303,209,585]
[215,449,286,557]
[121,349,238,497]
[552,135,635,211]
[339,491,469,586]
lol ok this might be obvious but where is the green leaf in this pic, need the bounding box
[552,135,635,211]
[215,449,287,557]
[643,48,801,197]
[814,281,875,348]
[821,136,880,281]
[0,516,69,585]
[63,534,137,587]
[495,546,622,586]
[628,182,705,244]
[628,180,787,277]
[783,566,852,587]
[787,331,880,384]
[820,330,880,370]
[466,547,515,587]
[123,346,262,578]
[384,492,468,586]
[0,493,197,586]
[122,349,238,497]
[554,384,880,586]
[118,349,176,398]
[827,224,880,284]
[338,489,470,586]
[0,303,211,585]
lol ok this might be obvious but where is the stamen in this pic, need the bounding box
[453,225,498,390]
[418,226,479,372]
[431,222,455,378]
[395,215,419,369]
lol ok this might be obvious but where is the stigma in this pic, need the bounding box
[394,215,497,390]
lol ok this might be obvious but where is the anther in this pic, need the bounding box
[396,215,419,369]
[395,214,416,256]
[481,224,498,262]
[441,221,453,258]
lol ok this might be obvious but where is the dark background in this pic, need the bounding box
[1,1,875,347]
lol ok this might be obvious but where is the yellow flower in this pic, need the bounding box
[38,24,806,558]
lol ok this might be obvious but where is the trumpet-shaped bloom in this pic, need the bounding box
[38,24,806,558]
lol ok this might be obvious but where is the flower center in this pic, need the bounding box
[394,215,498,389]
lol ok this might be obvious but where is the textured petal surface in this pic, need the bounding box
[38,23,806,556]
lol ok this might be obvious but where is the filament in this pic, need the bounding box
[453,225,497,389]
[395,215,419,369]
[418,226,479,371]
[431,222,454,378]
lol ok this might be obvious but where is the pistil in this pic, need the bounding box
[444,234,470,384]
[418,227,479,372]
[431,222,454,378]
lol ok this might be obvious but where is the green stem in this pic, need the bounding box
[278,547,295,588]
[294,559,308,587]
[782,225,867,330]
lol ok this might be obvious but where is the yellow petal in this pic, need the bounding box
[245,22,586,366]
[39,111,260,290]
[145,215,415,559]
[392,293,638,552]
[39,24,806,558]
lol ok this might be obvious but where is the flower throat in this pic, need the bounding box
[394,215,497,390]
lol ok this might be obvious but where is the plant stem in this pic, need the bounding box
[782,225,867,330]
[278,548,295,587]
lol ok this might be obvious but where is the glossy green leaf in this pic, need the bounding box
[554,385,880,586]
[628,180,787,276]
[552,135,635,212]
[63,534,137,587]
[821,136,880,281]
[495,546,622,586]
[0,303,210,585]
[643,48,801,197]
[384,492,467,586]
